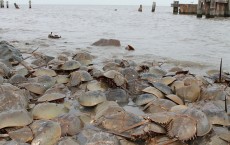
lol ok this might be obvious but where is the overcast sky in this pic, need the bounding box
[15,0,197,6]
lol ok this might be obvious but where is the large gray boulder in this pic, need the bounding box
[0,41,23,63]
[92,39,121,47]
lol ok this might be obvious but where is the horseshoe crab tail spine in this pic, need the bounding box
[219,58,222,83]
[225,95,227,113]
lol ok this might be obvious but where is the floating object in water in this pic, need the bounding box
[14,3,19,9]
[48,32,61,39]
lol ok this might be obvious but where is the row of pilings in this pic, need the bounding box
[0,0,31,9]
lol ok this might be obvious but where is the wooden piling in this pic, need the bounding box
[29,0,31,9]
[6,1,8,8]
[197,0,203,18]
[0,0,4,8]
[152,2,156,12]
[171,1,179,14]
[138,5,142,12]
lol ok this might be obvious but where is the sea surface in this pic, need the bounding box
[0,5,230,74]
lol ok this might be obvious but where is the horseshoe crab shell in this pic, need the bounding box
[104,70,126,86]
[176,84,200,102]
[8,126,33,143]
[69,70,93,87]
[33,68,57,77]
[167,115,197,141]
[0,109,33,129]
[73,52,93,66]
[135,94,158,106]
[60,60,81,70]
[166,94,184,105]
[105,88,129,103]
[9,74,27,85]
[37,93,66,103]
[55,75,69,84]
[121,68,139,82]
[32,103,69,119]
[78,90,106,107]
[30,120,61,145]
[144,99,177,113]
[145,112,176,124]
[20,83,46,95]
[153,82,173,95]
[0,62,11,77]
[181,108,212,137]
[86,80,108,92]
[142,87,164,99]
[53,113,83,136]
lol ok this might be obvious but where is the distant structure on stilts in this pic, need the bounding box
[6,1,8,8]
[138,4,142,12]
[29,0,31,9]
[152,2,156,12]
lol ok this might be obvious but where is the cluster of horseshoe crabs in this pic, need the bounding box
[0,41,229,145]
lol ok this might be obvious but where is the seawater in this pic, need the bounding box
[0,5,230,74]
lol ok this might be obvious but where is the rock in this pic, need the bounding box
[0,41,23,64]
[125,45,135,51]
[92,39,121,47]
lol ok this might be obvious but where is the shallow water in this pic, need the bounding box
[0,5,230,74]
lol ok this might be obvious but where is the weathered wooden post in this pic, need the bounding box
[29,0,31,9]
[6,1,8,8]
[206,0,216,18]
[171,1,179,14]
[228,0,230,16]
[138,4,142,12]
[0,0,4,8]
[197,0,203,18]
[152,2,156,12]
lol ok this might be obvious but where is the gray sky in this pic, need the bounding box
[15,0,197,6]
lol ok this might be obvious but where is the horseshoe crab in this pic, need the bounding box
[57,54,68,61]
[77,125,120,145]
[32,103,69,119]
[142,87,164,99]
[121,68,139,82]
[144,112,176,124]
[0,109,33,130]
[78,90,106,107]
[135,94,157,106]
[86,80,108,92]
[72,51,93,66]
[143,99,177,113]
[176,84,200,102]
[105,88,129,103]
[8,126,33,143]
[0,62,11,77]
[33,68,57,77]
[180,108,212,137]
[152,82,173,95]
[9,74,27,85]
[20,83,46,95]
[103,70,126,86]
[159,76,176,86]
[36,75,56,90]
[30,120,61,145]
[170,80,184,92]
[60,60,81,71]
[69,70,93,87]
[37,93,66,103]
[149,67,167,77]
[53,113,83,136]
[95,101,124,120]
[55,75,70,84]
[99,111,143,133]
[166,94,184,105]
[103,62,121,71]
[167,115,197,141]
